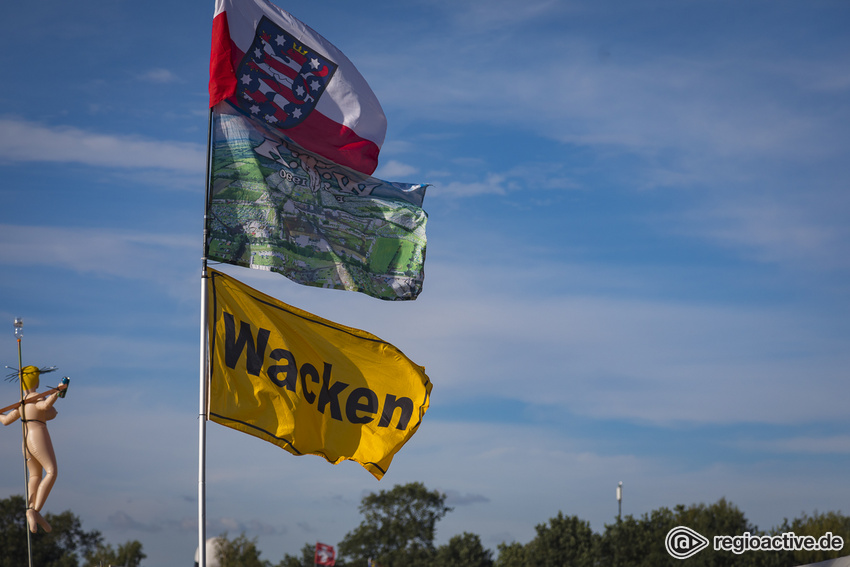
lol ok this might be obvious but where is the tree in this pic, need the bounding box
[434,532,494,567]
[778,510,850,565]
[596,498,803,567]
[215,532,270,567]
[494,541,526,567]
[598,508,677,567]
[83,540,146,567]
[674,498,759,567]
[337,481,452,567]
[523,512,598,567]
[0,494,103,567]
[275,543,314,567]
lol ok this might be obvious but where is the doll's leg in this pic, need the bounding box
[27,426,57,511]
[23,455,45,533]
[23,443,42,509]
[24,427,56,532]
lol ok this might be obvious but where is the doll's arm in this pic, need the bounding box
[35,392,60,411]
[0,408,20,426]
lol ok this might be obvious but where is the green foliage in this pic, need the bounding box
[488,497,850,567]
[289,484,850,567]
[0,495,33,567]
[7,486,849,567]
[524,512,598,567]
[0,495,104,567]
[676,498,755,567]
[273,556,304,567]
[83,540,146,567]
[213,500,850,567]
[215,532,270,567]
[494,541,526,567]
[274,543,314,567]
[434,532,494,567]
[337,481,452,567]
[779,510,850,565]
[597,508,677,567]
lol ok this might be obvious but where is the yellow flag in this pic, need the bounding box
[206,268,431,479]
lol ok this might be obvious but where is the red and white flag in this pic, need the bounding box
[315,542,335,566]
[210,0,386,175]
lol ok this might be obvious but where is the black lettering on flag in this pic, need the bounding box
[316,362,349,421]
[219,310,421,431]
[346,387,379,424]
[379,395,413,430]
[223,312,270,376]
[267,348,297,392]
[299,363,320,404]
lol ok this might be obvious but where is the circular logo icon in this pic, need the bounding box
[666,526,710,559]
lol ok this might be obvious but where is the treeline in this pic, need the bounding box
[0,495,145,567]
[220,482,850,567]
[2,484,848,567]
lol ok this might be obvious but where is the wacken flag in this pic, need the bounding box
[206,268,431,479]
[206,103,428,301]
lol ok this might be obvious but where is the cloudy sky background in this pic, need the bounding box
[1,0,849,565]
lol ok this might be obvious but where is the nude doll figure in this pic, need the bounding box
[0,366,63,533]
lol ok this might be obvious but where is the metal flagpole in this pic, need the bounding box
[198,269,209,567]
[198,272,208,567]
[198,105,215,567]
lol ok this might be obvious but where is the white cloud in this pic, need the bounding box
[374,13,850,168]
[427,174,508,198]
[373,159,419,180]
[139,68,180,84]
[738,435,850,455]
[437,0,569,33]
[0,224,196,284]
[0,117,205,173]
[418,293,849,425]
[672,199,850,272]
[367,12,850,274]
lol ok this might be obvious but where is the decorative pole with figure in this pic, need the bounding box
[1,318,69,539]
[1,366,69,533]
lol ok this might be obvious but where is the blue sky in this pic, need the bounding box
[1,0,849,565]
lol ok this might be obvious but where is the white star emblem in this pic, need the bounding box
[292,108,302,119]
[309,58,320,70]
[295,85,305,97]
[310,80,320,91]
[250,105,261,114]
[275,35,286,47]
[240,74,252,85]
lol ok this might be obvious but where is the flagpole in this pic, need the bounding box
[198,271,208,567]
[198,106,215,567]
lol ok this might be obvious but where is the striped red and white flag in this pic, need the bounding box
[210,0,386,175]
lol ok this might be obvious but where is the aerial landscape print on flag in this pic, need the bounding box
[206,103,428,301]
